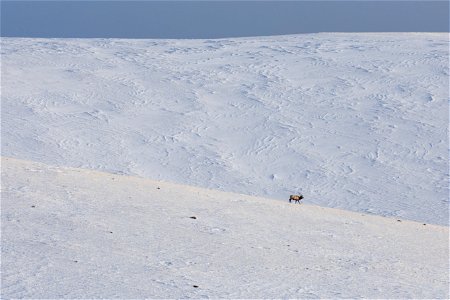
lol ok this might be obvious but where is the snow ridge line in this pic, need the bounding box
[2,156,448,228]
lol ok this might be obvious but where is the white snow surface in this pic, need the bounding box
[2,157,449,299]
[1,33,449,225]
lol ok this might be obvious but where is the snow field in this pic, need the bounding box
[1,157,448,299]
[2,33,449,225]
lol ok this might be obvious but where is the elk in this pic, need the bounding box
[289,194,304,204]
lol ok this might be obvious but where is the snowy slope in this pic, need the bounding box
[2,157,448,299]
[1,33,449,225]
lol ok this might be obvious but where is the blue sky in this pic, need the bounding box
[1,1,449,38]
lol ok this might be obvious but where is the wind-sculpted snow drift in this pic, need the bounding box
[2,33,449,225]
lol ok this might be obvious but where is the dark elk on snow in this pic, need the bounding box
[289,194,304,204]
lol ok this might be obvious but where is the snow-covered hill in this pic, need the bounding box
[1,33,448,225]
[2,157,448,299]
